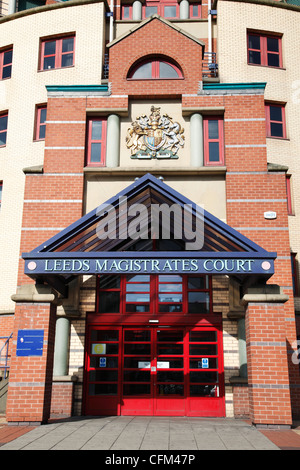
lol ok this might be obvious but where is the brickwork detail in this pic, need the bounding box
[6,302,57,423]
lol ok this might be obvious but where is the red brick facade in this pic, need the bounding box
[3,9,299,426]
[6,302,56,423]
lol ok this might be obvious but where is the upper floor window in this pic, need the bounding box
[265,102,286,139]
[0,112,8,147]
[247,32,282,68]
[190,3,201,18]
[144,1,179,18]
[0,48,13,80]
[86,118,107,166]
[40,35,75,71]
[128,58,183,80]
[203,116,224,166]
[35,105,47,141]
[121,1,201,19]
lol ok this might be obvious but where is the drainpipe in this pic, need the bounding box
[208,0,212,64]
[109,0,114,43]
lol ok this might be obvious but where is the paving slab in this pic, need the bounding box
[0,416,280,451]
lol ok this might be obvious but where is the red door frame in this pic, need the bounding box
[83,324,225,417]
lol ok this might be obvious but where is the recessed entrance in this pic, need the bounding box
[83,325,225,417]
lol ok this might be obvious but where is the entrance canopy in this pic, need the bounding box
[23,173,276,295]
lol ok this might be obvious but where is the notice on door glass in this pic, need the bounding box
[138,361,151,368]
[198,358,209,369]
[92,343,106,355]
[157,362,170,369]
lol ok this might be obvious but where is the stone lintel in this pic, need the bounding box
[11,284,58,304]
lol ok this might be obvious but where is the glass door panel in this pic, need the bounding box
[85,325,225,417]
[154,329,185,415]
[187,327,225,417]
[84,326,122,415]
[121,328,153,415]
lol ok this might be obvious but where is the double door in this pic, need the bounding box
[84,326,224,417]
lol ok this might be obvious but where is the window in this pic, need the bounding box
[40,35,75,70]
[128,58,183,79]
[35,105,47,141]
[203,117,224,166]
[121,1,201,19]
[247,32,282,68]
[0,113,8,147]
[190,3,201,18]
[286,175,294,216]
[265,102,286,139]
[0,181,2,208]
[0,48,13,80]
[87,118,107,166]
[142,1,179,18]
[96,274,212,315]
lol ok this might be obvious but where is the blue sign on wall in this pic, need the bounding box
[16,329,44,357]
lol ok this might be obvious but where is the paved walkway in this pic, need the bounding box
[0,416,289,451]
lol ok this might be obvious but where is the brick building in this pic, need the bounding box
[0,0,300,427]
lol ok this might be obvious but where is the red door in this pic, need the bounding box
[84,325,224,417]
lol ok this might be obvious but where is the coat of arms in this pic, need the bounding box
[126,106,185,159]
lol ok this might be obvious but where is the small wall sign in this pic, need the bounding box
[16,329,44,357]
[264,211,277,220]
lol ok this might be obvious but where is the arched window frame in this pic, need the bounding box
[127,57,184,80]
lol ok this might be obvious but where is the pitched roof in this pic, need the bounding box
[22,174,276,294]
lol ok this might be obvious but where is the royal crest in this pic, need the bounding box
[126,106,185,159]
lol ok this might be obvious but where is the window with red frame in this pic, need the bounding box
[128,58,183,79]
[203,117,224,166]
[35,105,47,141]
[0,48,13,80]
[265,102,286,138]
[286,175,294,216]
[122,5,132,19]
[40,35,75,70]
[96,274,212,315]
[0,113,8,147]
[143,0,179,18]
[87,118,107,166]
[122,1,201,19]
[190,3,202,18]
[247,32,282,68]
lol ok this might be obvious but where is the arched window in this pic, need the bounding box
[128,58,183,80]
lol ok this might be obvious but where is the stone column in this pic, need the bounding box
[106,114,120,167]
[6,284,58,424]
[242,286,292,428]
[53,316,70,376]
[190,113,204,167]
[8,0,17,15]
[238,318,247,378]
[132,0,142,20]
[179,0,189,19]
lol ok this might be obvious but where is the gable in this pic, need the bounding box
[23,173,276,293]
[107,16,204,95]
